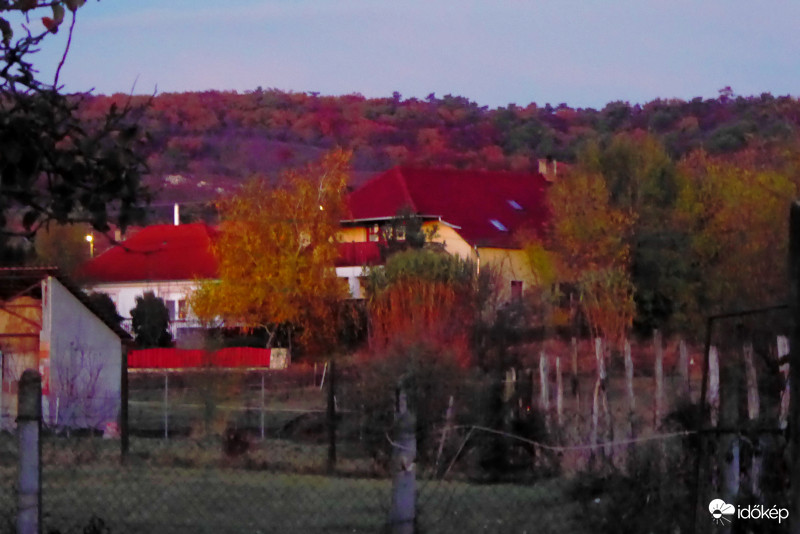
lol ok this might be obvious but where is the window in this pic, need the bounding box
[165,299,178,321]
[166,299,189,321]
[507,200,523,210]
[178,299,188,320]
[510,280,523,301]
[489,219,508,232]
[368,224,381,242]
[395,225,406,241]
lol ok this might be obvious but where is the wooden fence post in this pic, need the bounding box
[623,339,635,438]
[539,353,549,414]
[556,357,563,426]
[653,330,664,428]
[390,385,416,534]
[571,337,579,407]
[591,338,610,460]
[778,335,790,430]
[719,358,741,517]
[17,369,42,534]
[743,343,763,497]
[679,339,691,399]
[708,346,720,427]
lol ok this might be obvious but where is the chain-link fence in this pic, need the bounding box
[0,324,795,533]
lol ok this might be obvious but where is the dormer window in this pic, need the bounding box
[507,200,523,210]
[489,219,508,232]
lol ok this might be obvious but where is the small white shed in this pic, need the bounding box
[0,268,130,430]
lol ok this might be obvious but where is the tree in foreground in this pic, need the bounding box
[192,149,351,354]
[0,1,149,239]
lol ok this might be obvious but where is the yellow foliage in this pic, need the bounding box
[192,149,351,351]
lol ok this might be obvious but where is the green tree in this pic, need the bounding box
[528,168,636,346]
[674,150,796,329]
[130,292,172,348]
[579,132,687,333]
[86,291,122,328]
[0,1,149,238]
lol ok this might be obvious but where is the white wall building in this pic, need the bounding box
[0,268,128,429]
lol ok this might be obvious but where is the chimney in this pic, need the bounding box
[538,157,557,182]
[174,203,180,226]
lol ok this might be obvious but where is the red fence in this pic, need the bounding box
[128,347,271,370]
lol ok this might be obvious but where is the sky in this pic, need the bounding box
[25,0,800,110]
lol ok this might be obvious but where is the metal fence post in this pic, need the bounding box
[120,347,129,461]
[789,201,800,534]
[17,369,42,534]
[390,385,416,534]
[326,359,336,473]
[164,372,169,440]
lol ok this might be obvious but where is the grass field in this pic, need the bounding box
[0,434,588,534]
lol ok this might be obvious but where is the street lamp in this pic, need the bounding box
[85,233,94,257]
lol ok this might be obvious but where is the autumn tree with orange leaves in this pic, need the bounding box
[192,150,351,354]
[364,248,479,365]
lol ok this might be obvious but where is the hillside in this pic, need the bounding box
[76,88,800,218]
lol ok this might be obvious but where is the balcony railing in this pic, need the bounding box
[120,318,204,341]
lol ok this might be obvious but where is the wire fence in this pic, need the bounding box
[0,325,794,533]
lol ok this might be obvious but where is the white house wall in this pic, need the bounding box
[90,273,365,327]
[88,280,199,322]
[41,277,122,429]
[335,266,368,299]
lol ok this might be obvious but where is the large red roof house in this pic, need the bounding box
[341,166,551,299]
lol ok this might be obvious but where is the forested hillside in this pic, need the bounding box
[77,87,800,207]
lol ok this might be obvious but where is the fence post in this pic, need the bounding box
[678,339,691,399]
[260,372,266,440]
[163,372,169,440]
[390,385,416,534]
[120,347,129,461]
[326,358,336,473]
[653,330,664,428]
[624,339,635,438]
[789,200,800,534]
[556,357,563,426]
[17,369,42,534]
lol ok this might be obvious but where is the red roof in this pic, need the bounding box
[345,167,549,248]
[81,223,382,283]
[80,223,219,283]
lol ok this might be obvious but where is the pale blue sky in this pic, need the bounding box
[26,0,800,109]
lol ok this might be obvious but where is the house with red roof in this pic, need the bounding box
[342,166,550,298]
[80,222,382,340]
